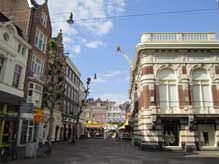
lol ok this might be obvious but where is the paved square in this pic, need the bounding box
[12,139,219,164]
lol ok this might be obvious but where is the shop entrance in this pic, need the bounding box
[162,120,179,146]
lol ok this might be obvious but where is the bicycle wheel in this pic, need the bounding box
[1,148,9,162]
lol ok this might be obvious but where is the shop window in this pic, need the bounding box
[198,124,215,147]
[20,120,37,145]
[162,121,179,146]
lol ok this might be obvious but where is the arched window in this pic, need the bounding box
[158,69,178,113]
[192,69,212,112]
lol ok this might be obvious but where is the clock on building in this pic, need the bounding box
[35,0,47,5]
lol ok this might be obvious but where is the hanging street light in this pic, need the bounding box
[67,12,74,24]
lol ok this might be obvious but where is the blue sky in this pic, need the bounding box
[48,0,219,103]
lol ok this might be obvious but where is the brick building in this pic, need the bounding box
[83,98,114,137]
[129,32,219,151]
[0,0,52,145]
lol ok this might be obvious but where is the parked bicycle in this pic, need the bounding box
[0,142,17,162]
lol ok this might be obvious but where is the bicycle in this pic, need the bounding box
[1,143,17,162]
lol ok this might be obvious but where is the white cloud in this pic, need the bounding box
[73,45,81,54]
[97,21,113,35]
[92,77,106,83]
[85,41,105,48]
[103,70,121,78]
[107,0,125,16]
[49,0,125,36]
[48,0,125,56]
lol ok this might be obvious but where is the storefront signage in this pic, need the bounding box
[33,108,44,122]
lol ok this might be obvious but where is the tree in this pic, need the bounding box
[43,32,65,154]
[71,77,91,143]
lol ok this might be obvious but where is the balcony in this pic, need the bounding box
[141,32,216,43]
[29,71,46,82]
[151,104,219,117]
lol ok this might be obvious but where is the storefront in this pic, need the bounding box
[162,120,180,147]
[0,102,20,146]
[41,109,63,143]
[17,113,38,146]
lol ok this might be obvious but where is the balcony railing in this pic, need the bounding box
[141,32,216,42]
[29,71,46,82]
[152,101,219,115]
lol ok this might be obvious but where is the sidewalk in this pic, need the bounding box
[11,142,73,164]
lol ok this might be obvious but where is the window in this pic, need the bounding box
[0,56,5,76]
[85,112,90,118]
[34,29,47,52]
[31,55,44,79]
[40,11,47,27]
[19,120,37,145]
[27,82,43,107]
[63,100,66,114]
[3,32,9,41]
[22,47,26,56]
[12,64,22,88]
[158,69,178,113]
[192,69,212,113]
[66,66,69,77]
[18,44,21,53]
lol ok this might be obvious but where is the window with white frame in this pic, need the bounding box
[192,69,212,112]
[0,56,5,78]
[19,119,37,145]
[34,28,47,52]
[40,11,47,27]
[158,69,178,113]
[31,55,44,79]
[12,64,22,88]
[27,82,43,107]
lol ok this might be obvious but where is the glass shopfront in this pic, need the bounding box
[162,120,179,146]
[197,124,216,147]
[19,119,37,145]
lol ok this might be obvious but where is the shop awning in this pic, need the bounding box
[119,118,129,130]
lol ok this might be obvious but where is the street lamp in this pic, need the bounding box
[67,12,74,24]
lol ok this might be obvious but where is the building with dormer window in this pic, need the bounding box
[0,13,31,146]
[0,0,52,145]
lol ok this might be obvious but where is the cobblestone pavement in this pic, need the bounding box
[11,139,219,164]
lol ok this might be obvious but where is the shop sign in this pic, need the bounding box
[33,108,44,122]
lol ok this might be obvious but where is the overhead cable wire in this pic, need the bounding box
[51,8,218,23]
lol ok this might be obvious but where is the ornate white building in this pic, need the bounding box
[0,13,30,146]
[106,104,126,123]
[129,32,219,151]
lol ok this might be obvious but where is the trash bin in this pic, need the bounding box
[25,142,37,158]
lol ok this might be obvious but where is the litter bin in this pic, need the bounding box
[25,142,37,158]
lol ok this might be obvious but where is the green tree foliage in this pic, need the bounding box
[43,34,65,154]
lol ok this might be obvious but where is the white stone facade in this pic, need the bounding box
[106,104,126,123]
[0,21,30,97]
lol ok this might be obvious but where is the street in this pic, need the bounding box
[12,139,219,164]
